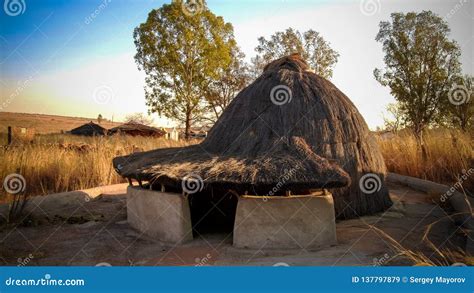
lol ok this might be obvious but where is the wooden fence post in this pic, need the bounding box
[7,126,12,145]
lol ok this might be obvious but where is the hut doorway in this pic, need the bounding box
[188,190,238,237]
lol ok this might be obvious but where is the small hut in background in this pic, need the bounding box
[163,128,179,141]
[189,126,209,139]
[109,123,165,137]
[70,122,107,136]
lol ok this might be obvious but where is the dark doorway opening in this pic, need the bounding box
[188,190,238,236]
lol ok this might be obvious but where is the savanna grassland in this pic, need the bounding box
[377,129,473,192]
[0,133,193,201]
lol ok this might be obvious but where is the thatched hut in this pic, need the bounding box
[109,123,165,137]
[70,122,107,136]
[114,54,391,221]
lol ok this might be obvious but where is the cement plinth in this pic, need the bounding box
[233,193,337,249]
[127,186,193,244]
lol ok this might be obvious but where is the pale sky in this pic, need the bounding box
[1,0,472,129]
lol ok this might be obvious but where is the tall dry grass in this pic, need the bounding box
[0,134,194,199]
[1,129,472,199]
[376,129,473,192]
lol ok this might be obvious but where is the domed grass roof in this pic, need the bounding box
[70,122,107,136]
[113,54,352,194]
[114,54,392,218]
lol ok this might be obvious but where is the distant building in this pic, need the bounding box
[163,127,179,141]
[70,122,107,136]
[108,123,165,137]
[179,126,209,140]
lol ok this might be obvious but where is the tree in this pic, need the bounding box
[251,28,339,79]
[205,47,251,123]
[446,74,473,131]
[383,103,405,132]
[134,0,238,139]
[374,11,462,150]
[124,112,154,126]
[97,114,103,124]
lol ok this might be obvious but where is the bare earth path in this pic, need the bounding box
[0,182,464,266]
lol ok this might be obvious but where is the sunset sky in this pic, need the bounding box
[0,0,472,128]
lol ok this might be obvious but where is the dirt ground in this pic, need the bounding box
[0,182,467,266]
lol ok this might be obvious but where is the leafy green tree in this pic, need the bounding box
[252,28,339,79]
[133,0,238,138]
[205,47,250,123]
[446,74,473,131]
[383,103,405,132]
[374,11,462,148]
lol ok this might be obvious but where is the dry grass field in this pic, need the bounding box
[0,134,193,200]
[377,129,473,192]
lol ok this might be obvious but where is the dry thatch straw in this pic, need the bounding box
[70,122,107,136]
[113,54,391,218]
[109,123,166,137]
